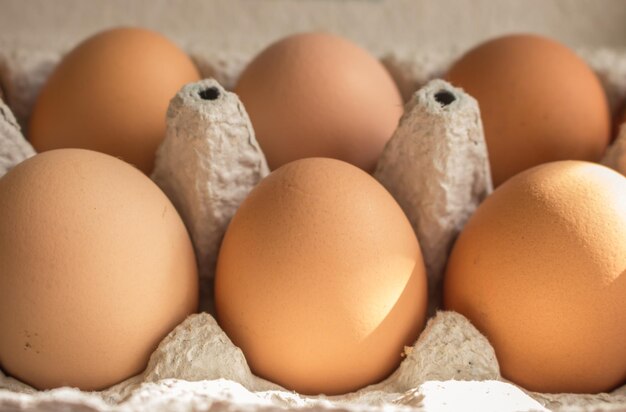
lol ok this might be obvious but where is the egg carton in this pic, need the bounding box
[0,41,626,412]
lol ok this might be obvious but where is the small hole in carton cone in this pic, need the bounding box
[434,90,456,107]
[199,87,220,101]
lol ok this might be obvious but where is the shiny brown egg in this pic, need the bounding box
[29,27,201,174]
[446,34,610,186]
[0,149,198,390]
[234,32,403,172]
[215,158,428,395]
[444,161,626,393]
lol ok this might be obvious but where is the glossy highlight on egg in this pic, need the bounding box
[215,158,428,395]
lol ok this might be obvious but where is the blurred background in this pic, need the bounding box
[1,0,625,56]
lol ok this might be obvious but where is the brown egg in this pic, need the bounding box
[29,27,201,174]
[446,34,610,186]
[215,158,427,395]
[444,161,626,393]
[234,32,403,172]
[0,149,198,390]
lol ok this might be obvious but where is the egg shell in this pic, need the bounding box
[215,157,428,395]
[234,32,403,172]
[446,34,611,186]
[444,160,626,393]
[0,149,199,391]
[28,27,201,174]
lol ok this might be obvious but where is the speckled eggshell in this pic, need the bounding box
[446,34,611,186]
[444,160,626,394]
[29,27,201,174]
[215,158,428,396]
[0,149,199,391]
[234,32,403,172]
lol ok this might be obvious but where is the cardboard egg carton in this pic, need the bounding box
[0,42,625,412]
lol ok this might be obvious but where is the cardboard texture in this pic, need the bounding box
[1,4,626,409]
